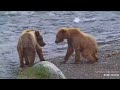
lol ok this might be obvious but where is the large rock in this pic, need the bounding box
[18,61,66,79]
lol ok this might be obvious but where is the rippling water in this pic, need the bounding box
[0,11,120,78]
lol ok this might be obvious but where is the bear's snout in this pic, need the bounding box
[41,43,46,47]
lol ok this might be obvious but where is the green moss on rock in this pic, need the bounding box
[18,61,66,79]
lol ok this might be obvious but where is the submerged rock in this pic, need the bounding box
[18,61,66,79]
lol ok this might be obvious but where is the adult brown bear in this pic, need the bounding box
[17,30,46,68]
[55,28,98,64]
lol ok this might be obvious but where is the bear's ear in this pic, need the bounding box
[35,31,42,46]
[61,29,66,33]
[35,31,40,36]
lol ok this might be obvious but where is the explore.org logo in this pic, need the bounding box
[95,68,119,78]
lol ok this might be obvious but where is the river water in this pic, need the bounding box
[0,11,120,78]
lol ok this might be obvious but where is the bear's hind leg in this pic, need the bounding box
[28,54,35,67]
[24,56,29,66]
[82,50,97,63]
[18,51,25,68]
[28,50,36,67]
[17,46,25,68]
[24,48,35,67]
[23,49,29,66]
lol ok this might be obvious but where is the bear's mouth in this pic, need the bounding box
[55,40,63,43]
[40,43,46,47]
[55,39,64,43]
[55,40,59,43]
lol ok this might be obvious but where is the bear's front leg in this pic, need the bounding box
[74,49,80,64]
[36,44,45,61]
[60,46,74,64]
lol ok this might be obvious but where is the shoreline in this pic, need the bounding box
[46,44,120,79]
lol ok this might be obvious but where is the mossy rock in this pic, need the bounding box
[18,61,66,79]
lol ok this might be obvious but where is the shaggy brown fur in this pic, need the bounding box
[17,30,46,68]
[55,28,98,64]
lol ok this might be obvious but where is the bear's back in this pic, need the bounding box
[19,30,37,48]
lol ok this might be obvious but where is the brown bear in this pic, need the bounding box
[17,30,46,68]
[55,28,98,64]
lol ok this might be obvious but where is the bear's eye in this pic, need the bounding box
[36,35,43,41]
[39,37,43,41]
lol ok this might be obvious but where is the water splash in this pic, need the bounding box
[73,17,80,23]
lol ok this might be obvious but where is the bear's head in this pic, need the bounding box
[35,31,46,47]
[55,28,68,43]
